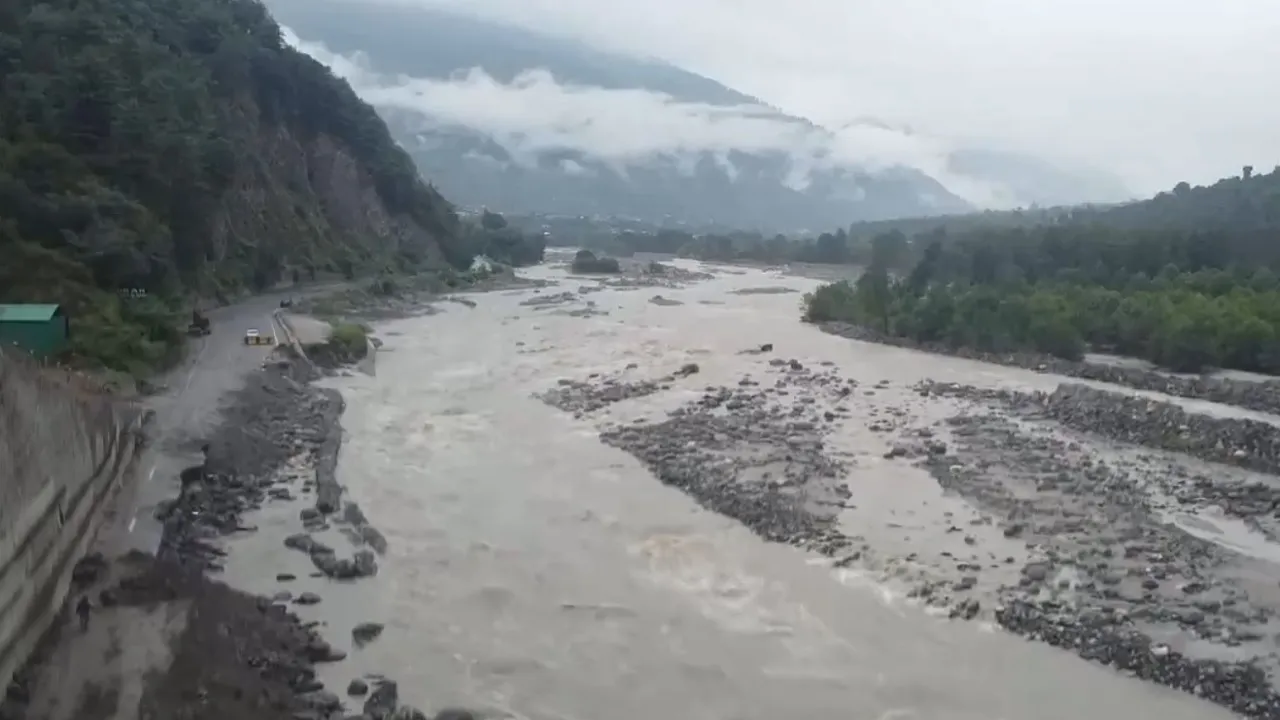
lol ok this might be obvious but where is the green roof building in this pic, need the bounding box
[0,304,69,359]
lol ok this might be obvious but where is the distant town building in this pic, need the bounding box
[0,304,69,359]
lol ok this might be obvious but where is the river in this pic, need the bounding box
[225,253,1241,719]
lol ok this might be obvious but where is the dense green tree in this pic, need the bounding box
[802,168,1280,374]
[0,0,473,374]
[480,209,508,231]
[463,210,544,266]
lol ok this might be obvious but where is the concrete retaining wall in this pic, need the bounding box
[0,349,143,689]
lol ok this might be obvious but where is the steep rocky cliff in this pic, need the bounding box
[0,0,468,372]
[205,105,456,287]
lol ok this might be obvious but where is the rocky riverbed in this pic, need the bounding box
[919,381,1280,532]
[2,348,472,720]
[915,408,1280,718]
[819,320,1280,416]
[541,352,1280,719]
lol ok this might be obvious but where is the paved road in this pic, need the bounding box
[98,286,336,557]
[20,285,343,720]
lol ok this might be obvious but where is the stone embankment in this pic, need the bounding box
[0,349,145,694]
[819,320,1280,415]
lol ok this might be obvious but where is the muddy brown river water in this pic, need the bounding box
[223,253,1266,719]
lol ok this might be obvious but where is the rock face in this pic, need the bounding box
[208,127,456,282]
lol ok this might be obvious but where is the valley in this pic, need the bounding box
[2,1,1278,719]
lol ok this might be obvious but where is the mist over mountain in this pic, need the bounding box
[267,0,1130,230]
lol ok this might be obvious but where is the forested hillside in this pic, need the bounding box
[803,166,1280,374]
[0,0,540,375]
[844,164,1278,238]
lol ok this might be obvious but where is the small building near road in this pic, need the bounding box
[0,304,69,359]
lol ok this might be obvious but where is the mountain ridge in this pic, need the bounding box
[267,0,984,230]
[269,0,1132,227]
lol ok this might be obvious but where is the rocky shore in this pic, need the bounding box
[819,320,1280,415]
[541,353,1280,719]
[917,409,1280,718]
[920,380,1280,530]
[539,355,882,562]
[2,348,470,720]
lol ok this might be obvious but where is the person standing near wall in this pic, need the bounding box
[75,596,90,632]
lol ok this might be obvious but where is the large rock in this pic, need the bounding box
[363,680,398,719]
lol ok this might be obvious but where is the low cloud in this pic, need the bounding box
[285,28,1032,208]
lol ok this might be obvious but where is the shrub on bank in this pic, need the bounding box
[802,281,860,323]
[328,322,369,359]
[368,276,399,297]
[801,278,1089,362]
[302,321,368,368]
[571,250,622,274]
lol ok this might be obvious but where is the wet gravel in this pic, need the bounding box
[919,411,1280,718]
[542,356,1280,720]
[920,381,1280,526]
[821,320,1280,415]
[537,362,701,415]
[541,358,862,556]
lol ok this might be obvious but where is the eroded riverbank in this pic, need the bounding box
[2,334,475,720]
[258,251,1262,720]
[14,252,1280,720]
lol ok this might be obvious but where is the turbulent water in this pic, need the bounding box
[227,255,1246,720]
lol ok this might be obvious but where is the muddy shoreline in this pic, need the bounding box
[13,262,1280,719]
[818,320,1280,416]
[2,348,464,720]
[541,351,1280,719]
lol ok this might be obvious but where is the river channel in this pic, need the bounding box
[224,253,1245,720]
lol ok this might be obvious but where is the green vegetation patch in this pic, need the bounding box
[327,322,369,359]
[571,250,622,274]
[0,0,542,376]
[802,167,1280,374]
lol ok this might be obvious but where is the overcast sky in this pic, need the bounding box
[341,0,1278,197]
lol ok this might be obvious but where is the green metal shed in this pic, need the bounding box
[0,304,69,359]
